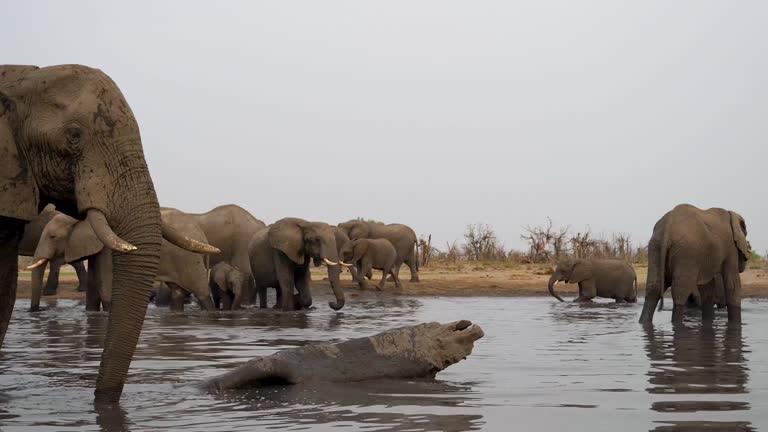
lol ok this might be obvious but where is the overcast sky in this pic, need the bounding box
[3,1,767,253]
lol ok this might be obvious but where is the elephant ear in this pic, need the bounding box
[268,219,305,265]
[65,220,105,263]
[729,211,750,259]
[352,240,369,261]
[0,89,38,222]
[570,261,593,283]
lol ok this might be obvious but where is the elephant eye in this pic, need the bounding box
[65,126,83,144]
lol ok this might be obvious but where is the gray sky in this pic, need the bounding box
[3,1,767,253]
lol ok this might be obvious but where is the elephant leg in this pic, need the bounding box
[221,293,232,310]
[377,266,389,291]
[574,281,595,302]
[0,219,24,348]
[189,281,215,311]
[73,261,88,292]
[699,281,716,323]
[406,256,419,283]
[257,284,268,308]
[723,271,742,325]
[43,260,62,296]
[640,282,664,324]
[670,275,696,325]
[211,283,222,310]
[391,267,403,290]
[294,266,312,309]
[154,282,172,307]
[168,283,186,311]
[360,260,374,290]
[29,265,45,312]
[274,254,297,311]
[85,256,102,312]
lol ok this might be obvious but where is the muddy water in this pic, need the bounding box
[1,294,767,431]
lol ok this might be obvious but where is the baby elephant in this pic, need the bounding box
[340,239,402,290]
[209,262,251,310]
[548,258,637,303]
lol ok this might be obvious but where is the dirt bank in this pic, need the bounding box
[16,263,768,300]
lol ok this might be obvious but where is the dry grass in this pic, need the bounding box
[15,262,768,300]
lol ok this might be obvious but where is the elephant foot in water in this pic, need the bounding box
[202,320,485,391]
[573,297,593,303]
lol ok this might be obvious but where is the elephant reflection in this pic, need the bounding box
[212,379,484,432]
[644,324,751,431]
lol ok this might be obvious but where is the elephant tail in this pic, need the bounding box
[654,229,670,312]
[414,240,420,272]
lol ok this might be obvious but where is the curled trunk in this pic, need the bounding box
[326,264,345,311]
[547,273,565,302]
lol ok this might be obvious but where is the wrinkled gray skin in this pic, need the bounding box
[204,320,484,391]
[340,238,402,290]
[548,258,637,303]
[210,262,250,310]
[0,64,164,403]
[640,204,750,325]
[31,208,217,312]
[249,218,346,311]
[18,205,88,304]
[337,220,420,282]
[190,205,266,304]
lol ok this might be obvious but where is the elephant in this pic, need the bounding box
[168,205,265,305]
[27,208,218,312]
[209,262,250,310]
[337,220,420,283]
[249,218,346,311]
[547,258,637,303]
[639,204,750,325]
[0,64,218,402]
[333,227,365,285]
[18,204,88,299]
[339,238,403,290]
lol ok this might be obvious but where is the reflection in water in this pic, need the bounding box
[644,323,753,432]
[3,296,768,431]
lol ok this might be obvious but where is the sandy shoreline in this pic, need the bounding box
[14,263,768,300]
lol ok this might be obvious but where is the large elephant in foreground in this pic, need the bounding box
[337,220,419,282]
[249,218,345,311]
[28,208,218,312]
[0,64,214,402]
[639,204,750,325]
[18,204,87,298]
[547,258,636,303]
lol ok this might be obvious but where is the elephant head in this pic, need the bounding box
[337,220,370,241]
[0,64,212,403]
[339,239,367,265]
[547,259,592,302]
[225,267,250,310]
[729,211,750,273]
[269,218,345,310]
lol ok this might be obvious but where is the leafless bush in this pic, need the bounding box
[463,223,506,261]
[445,240,461,263]
[418,235,434,267]
[521,217,569,263]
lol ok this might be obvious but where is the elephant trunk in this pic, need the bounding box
[93,173,162,404]
[547,273,565,302]
[29,264,46,312]
[199,295,216,311]
[327,264,345,311]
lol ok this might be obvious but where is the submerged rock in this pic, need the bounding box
[204,320,484,391]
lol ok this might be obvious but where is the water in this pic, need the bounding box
[1,294,767,431]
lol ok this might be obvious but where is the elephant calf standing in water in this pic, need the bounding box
[209,262,250,310]
[548,258,637,303]
[339,239,402,290]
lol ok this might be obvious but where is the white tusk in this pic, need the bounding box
[323,258,339,266]
[26,258,48,270]
[87,209,137,253]
[338,261,354,268]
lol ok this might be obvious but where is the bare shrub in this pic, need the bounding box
[521,218,569,263]
[418,235,434,267]
[463,223,505,261]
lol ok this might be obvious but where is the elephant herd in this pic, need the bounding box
[547,204,752,326]
[0,64,754,404]
[22,204,420,313]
